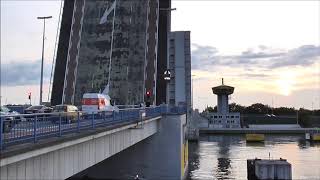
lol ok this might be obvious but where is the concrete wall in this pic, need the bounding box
[207,112,241,128]
[0,117,160,180]
[71,114,188,180]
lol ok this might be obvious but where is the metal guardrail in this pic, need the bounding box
[0,106,171,150]
[167,106,187,115]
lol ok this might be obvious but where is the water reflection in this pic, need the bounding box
[188,141,200,173]
[188,134,320,179]
[216,157,232,180]
[188,135,243,179]
[245,141,265,147]
[214,136,233,179]
[298,139,320,149]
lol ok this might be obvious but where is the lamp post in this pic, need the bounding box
[296,109,299,125]
[192,75,196,110]
[37,16,52,105]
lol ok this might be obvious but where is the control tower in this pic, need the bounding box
[212,78,234,114]
[209,78,240,128]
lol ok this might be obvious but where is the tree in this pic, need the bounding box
[229,103,246,113]
[273,107,296,115]
[245,103,270,114]
[204,106,215,113]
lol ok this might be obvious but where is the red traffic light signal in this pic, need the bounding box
[146,90,151,97]
[28,92,31,100]
[145,90,152,107]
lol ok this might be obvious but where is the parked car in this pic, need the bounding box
[24,105,53,114]
[52,105,81,123]
[1,106,26,132]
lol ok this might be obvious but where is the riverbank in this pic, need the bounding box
[200,127,319,134]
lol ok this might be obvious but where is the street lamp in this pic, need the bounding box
[37,16,52,105]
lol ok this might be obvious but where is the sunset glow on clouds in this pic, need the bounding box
[191,62,320,110]
[191,44,320,95]
[171,0,320,110]
[189,44,320,110]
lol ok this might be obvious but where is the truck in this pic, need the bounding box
[81,93,119,115]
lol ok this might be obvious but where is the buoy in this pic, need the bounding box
[311,134,320,141]
[246,134,265,142]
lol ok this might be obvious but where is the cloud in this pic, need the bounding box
[269,45,320,68]
[191,44,320,70]
[1,60,51,86]
[191,43,218,70]
[239,73,270,78]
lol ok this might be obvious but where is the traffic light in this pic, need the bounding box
[146,90,151,107]
[146,90,151,98]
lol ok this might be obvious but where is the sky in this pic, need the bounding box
[1,0,320,111]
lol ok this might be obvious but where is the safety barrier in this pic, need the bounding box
[0,106,170,150]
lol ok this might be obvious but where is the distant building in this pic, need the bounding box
[168,31,191,110]
[51,0,170,106]
[208,79,241,128]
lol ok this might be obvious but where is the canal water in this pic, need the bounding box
[72,134,320,179]
[188,134,320,180]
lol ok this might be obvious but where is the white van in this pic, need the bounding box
[81,93,118,114]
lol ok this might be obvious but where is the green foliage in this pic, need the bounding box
[203,103,318,116]
[204,106,215,112]
[202,103,320,126]
[229,103,246,113]
[246,103,271,114]
[298,109,311,127]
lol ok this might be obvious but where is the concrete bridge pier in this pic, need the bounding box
[70,114,188,179]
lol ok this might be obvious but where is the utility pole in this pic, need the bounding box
[37,16,52,105]
[312,101,314,115]
[296,109,299,124]
[192,75,196,110]
[271,97,274,115]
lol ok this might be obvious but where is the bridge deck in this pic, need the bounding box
[0,107,164,151]
[0,115,160,160]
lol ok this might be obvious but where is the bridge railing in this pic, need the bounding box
[0,106,165,150]
[167,106,187,115]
